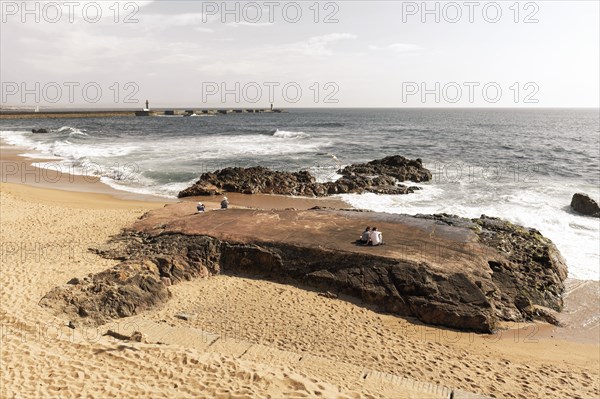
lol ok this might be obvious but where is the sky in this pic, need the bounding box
[1,0,599,108]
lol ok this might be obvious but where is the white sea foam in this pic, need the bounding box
[340,182,600,281]
[160,133,327,160]
[19,153,63,160]
[1,130,40,149]
[57,126,88,136]
[51,141,139,159]
[272,129,310,139]
[100,176,194,198]
[2,129,329,196]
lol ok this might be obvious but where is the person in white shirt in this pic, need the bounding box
[369,227,383,246]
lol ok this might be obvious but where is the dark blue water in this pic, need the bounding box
[2,108,599,278]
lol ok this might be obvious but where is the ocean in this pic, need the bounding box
[1,108,599,280]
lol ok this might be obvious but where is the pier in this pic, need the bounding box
[137,108,285,117]
[0,108,286,119]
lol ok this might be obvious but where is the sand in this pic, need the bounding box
[1,145,599,398]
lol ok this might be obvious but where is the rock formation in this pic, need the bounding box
[178,155,431,198]
[571,193,600,218]
[340,156,431,182]
[414,214,568,320]
[40,205,567,333]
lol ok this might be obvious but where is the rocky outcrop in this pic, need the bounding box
[181,182,223,196]
[340,156,431,182]
[178,155,430,198]
[571,193,600,217]
[40,260,170,326]
[415,214,568,320]
[40,205,567,333]
[31,128,49,133]
[39,237,222,326]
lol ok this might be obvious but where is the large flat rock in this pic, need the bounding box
[41,203,567,333]
[133,204,484,273]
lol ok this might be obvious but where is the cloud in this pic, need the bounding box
[195,60,267,76]
[193,27,215,33]
[187,33,359,77]
[19,29,159,74]
[135,0,155,8]
[226,21,273,28]
[369,43,422,53]
[291,33,358,56]
[138,12,216,30]
[26,1,156,23]
[11,19,200,75]
[151,53,205,65]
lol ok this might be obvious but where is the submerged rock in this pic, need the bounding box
[178,155,430,198]
[571,193,600,217]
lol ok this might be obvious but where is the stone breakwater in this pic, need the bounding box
[40,205,567,333]
[178,155,432,198]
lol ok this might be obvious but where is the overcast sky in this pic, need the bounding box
[1,0,598,108]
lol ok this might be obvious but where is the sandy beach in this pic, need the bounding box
[1,145,599,399]
[3,1,598,396]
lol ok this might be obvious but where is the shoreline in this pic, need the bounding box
[1,142,172,203]
[1,140,599,397]
[0,141,350,209]
[2,140,599,338]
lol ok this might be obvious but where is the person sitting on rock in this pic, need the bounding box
[369,227,383,246]
[220,196,229,209]
[196,202,205,213]
[359,227,371,244]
